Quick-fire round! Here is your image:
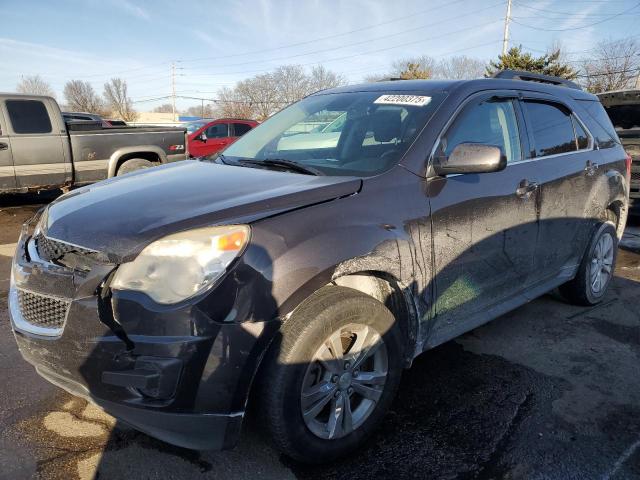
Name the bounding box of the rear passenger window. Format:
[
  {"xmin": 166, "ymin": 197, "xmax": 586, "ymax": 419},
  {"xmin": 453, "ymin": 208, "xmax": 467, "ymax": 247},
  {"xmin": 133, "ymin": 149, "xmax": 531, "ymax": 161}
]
[
  {"xmin": 523, "ymin": 101, "xmax": 576, "ymax": 157},
  {"xmin": 442, "ymin": 98, "xmax": 521, "ymax": 163},
  {"xmin": 207, "ymin": 123, "xmax": 229, "ymax": 138},
  {"xmin": 233, "ymin": 123, "xmax": 252, "ymax": 136},
  {"xmin": 6, "ymin": 100, "xmax": 52, "ymax": 134}
]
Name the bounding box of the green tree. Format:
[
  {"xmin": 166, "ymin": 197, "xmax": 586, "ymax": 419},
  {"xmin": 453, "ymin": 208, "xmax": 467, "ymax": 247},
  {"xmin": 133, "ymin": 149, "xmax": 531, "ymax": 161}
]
[
  {"xmin": 486, "ymin": 46, "xmax": 578, "ymax": 80},
  {"xmin": 399, "ymin": 62, "xmax": 432, "ymax": 80}
]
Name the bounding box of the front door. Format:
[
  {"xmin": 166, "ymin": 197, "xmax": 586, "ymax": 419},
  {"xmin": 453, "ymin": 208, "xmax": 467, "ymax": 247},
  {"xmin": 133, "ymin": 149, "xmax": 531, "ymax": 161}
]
[
  {"xmin": 426, "ymin": 92, "xmax": 540, "ymax": 344},
  {"xmin": 0, "ymin": 108, "xmax": 16, "ymax": 191},
  {"xmin": 4, "ymin": 97, "xmax": 70, "ymax": 189}
]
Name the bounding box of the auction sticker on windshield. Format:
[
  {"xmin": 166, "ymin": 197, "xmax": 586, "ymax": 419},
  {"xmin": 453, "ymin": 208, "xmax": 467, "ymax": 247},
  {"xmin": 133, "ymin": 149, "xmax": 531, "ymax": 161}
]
[{"xmin": 374, "ymin": 95, "xmax": 432, "ymax": 107}]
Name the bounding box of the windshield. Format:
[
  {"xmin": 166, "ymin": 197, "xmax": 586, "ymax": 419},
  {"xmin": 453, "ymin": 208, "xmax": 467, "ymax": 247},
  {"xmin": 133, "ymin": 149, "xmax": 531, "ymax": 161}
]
[
  {"xmin": 186, "ymin": 121, "xmax": 208, "ymax": 134},
  {"xmin": 218, "ymin": 90, "xmax": 446, "ymax": 176}
]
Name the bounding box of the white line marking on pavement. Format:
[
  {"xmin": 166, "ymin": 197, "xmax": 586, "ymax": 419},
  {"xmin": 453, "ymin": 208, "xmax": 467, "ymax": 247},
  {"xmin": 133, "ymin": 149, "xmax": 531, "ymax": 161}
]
[
  {"xmin": 0, "ymin": 243, "xmax": 17, "ymax": 257},
  {"xmin": 602, "ymin": 436, "xmax": 640, "ymax": 480}
]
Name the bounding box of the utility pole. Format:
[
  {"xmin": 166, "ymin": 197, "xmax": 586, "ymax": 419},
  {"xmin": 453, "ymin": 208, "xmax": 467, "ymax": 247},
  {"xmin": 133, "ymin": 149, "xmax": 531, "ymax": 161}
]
[
  {"xmin": 171, "ymin": 62, "xmax": 177, "ymax": 122},
  {"xmin": 502, "ymin": 0, "xmax": 512, "ymax": 57}
]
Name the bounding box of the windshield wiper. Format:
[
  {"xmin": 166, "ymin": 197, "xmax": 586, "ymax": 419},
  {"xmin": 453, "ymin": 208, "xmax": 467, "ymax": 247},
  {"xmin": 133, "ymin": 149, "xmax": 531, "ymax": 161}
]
[{"xmin": 238, "ymin": 158, "xmax": 325, "ymax": 176}]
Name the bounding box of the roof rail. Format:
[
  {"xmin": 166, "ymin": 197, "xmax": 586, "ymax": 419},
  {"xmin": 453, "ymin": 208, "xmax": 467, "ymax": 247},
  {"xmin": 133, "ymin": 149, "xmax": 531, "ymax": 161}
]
[{"xmin": 491, "ymin": 69, "xmax": 582, "ymax": 90}]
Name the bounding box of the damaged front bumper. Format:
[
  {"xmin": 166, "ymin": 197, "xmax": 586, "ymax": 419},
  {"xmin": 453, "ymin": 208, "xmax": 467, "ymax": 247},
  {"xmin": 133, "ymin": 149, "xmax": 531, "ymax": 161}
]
[{"xmin": 9, "ymin": 218, "xmax": 277, "ymax": 450}]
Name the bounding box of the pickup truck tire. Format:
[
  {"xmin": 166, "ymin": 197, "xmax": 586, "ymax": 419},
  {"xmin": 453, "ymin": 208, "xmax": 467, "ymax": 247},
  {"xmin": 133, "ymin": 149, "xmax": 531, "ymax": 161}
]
[
  {"xmin": 116, "ymin": 158, "xmax": 156, "ymax": 176},
  {"xmin": 259, "ymin": 286, "xmax": 404, "ymax": 463},
  {"xmin": 560, "ymin": 222, "xmax": 618, "ymax": 306}
]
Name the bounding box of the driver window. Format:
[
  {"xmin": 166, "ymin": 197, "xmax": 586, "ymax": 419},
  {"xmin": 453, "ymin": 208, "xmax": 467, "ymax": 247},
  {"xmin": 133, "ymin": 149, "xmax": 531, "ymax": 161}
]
[{"xmin": 442, "ymin": 98, "xmax": 521, "ymax": 164}]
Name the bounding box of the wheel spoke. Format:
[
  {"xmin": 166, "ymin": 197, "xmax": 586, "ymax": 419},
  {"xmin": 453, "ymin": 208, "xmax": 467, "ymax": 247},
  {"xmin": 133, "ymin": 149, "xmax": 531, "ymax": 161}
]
[
  {"xmin": 301, "ymin": 381, "xmax": 336, "ymax": 419},
  {"xmin": 590, "ymin": 263, "xmax": 600, "ymax": 283},
  {"xmin": 342, "ymin": 396, "xmax": 353, "ymax": 435},
  {"xmin": 349, "ymin": 329, "xmax": 382, "ymax": 370},
  {"xmin": 316, "ymin": 347, "xmax": 342, "ymax": 374},
  {"xmin": 603, "ymin": 234, "xmax": 613, "ymax": 256},
  {"xmin": 353, "ymin": 371, "xmax": 387, "ymax": 386},
  {"xmin": 327, "ymin": 394, "xmax": 345, "ymax": 439},
  {"xmin": 352, "ymin": 382, "xmax": 383, "ymax": 402},
  {"xmin": 328, "ymin": 331, "xmax": 344, "ymax": 360}
]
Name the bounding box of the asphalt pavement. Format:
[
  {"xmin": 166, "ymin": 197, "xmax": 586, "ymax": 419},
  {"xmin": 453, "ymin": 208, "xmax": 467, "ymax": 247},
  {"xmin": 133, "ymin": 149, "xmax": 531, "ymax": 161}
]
[{"xmin": 1, "ymin": 194, "xmax": 639, "ymax": 480}]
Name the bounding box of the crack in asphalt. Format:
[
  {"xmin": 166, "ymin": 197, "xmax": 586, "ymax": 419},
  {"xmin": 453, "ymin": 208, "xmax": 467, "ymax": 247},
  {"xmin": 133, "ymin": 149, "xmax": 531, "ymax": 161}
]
[{"xmin": 602, "ymin": 436, "xmax": 640, "ymax": 480}]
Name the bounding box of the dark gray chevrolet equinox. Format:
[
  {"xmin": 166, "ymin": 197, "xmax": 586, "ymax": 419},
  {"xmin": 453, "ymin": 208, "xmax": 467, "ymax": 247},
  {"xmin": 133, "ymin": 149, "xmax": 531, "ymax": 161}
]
[{"xmin": 10, "ymin": 71, "xmax": 631, "ymax": 462}]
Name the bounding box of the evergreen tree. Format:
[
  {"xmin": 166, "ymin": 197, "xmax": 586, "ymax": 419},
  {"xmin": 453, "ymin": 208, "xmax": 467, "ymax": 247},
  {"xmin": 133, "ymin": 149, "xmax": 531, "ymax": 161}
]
[{"xmin": 486, "ymin": 46, "xmax": 578, "ymax": 80}]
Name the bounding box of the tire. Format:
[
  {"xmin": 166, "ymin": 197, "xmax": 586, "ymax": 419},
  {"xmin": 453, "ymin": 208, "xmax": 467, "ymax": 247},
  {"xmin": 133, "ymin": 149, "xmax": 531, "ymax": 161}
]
[
  {"xmin": 116, "ymin": 158, "xmax": 156, "ymax": 176},
  {"xmin": 560, "ymin": 222, "xmax": 618, "ymax": 306},
  {"xmin": 260, "ymin": 285, "xmax": 404, "ymax": 463}
]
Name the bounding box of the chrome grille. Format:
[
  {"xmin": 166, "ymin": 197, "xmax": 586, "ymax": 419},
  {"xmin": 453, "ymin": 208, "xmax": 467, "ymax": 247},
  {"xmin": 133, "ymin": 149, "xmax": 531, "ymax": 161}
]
[
  {"xmin": 17, "ymin": 289, "xmax": 70, "ymax": 330},
  {"xmin": 35, "ymin": 234, "xmax": 92, "ymax": 261}
]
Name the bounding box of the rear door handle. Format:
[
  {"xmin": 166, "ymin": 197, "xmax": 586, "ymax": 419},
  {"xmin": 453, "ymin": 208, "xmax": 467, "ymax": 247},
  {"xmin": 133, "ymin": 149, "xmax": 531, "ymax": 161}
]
[
  {"xmin": 516, "ymin": 179, "xmax": 538, "ymax": 198},
  {"xmin": 0, "ymin": 142, "xmax": 8, "ymax": 151},
  {"xmin": 585, "ymin": 160, "xmax": 599, "ymax": 176}
]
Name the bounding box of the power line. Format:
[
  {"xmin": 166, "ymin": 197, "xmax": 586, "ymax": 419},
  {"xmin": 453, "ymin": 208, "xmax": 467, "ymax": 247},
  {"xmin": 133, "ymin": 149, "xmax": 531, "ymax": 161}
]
[
  {"xmin": 178, "ymin": 0, "xmax": 474, "ymax": 65},
  {"xmin": 512, "ymin": 1, "xmax": 635, "ymax": 17},
  {"xmin": 511, "ymin": 2, "xmax": 640, "ymax": 31},
  {"xmin": 181, "ymin": 20, "xmax": 504, "ymax": 79},
  {"xmin": 179, "ymin": 2, "xmax": 505, "ymax": 74},
  {"xmin": 13, "ymin": 0, "xmax": 473, "ymax": 81}
]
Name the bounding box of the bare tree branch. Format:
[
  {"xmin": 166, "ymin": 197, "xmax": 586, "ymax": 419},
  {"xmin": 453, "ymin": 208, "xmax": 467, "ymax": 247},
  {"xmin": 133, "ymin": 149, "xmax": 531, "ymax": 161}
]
[
  {"xmin": 16, "ymin": 75, "xmax": 56, "ymax": 98},
  {"xmin": 63, "ymin": 80, "xmax": 106, "ymax": 114},
  {"xmin": 581, "ymin": 37, "xmax": 640, "ymax": 93},
  {"xmin": 103, "ymin": 78, "xmax": 138, "ymax": 121}
]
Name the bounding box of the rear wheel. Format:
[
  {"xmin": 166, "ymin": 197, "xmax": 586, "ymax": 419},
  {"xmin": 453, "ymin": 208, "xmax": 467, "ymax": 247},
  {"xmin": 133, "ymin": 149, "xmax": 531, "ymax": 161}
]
[
  {"xmin": 260, "ymin": 286, "xmax": 404, "ymax": 463},
  {"xmin": 116, "ymin": 158, "xmax": 155, "ymax": 176},
  {"xmin": 560, "ymin": 222, "xmax": 618, "ymax": 306}
]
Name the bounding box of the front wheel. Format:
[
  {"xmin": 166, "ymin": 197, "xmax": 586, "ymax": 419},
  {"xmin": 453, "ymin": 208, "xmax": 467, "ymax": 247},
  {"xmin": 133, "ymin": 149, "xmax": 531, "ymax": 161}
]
[
  {"xmin": 260, "ymin": 286, "xmax": 404, "ymax": 463},
  {"xmin": 560, "ymin": 222, "xmax": 618, "ymax": 306}
]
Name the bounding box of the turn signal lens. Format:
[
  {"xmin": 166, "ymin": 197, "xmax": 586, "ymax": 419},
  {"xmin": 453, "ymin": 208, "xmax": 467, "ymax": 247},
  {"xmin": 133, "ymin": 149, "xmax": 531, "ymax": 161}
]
[{"xmin": 217, "ymin": 230, "xmax": 248, "ymax": 251}]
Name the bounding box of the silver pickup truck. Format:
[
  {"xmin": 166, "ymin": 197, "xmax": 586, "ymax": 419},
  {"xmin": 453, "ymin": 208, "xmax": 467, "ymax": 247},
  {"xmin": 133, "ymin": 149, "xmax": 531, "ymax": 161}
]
[
  {"xmin": 0, "ymin": 93, "xmax": 187, "ymax": 194},
  {"xmin": 599, "ymin": 90, "xmax": 640, "ymax": 215}
]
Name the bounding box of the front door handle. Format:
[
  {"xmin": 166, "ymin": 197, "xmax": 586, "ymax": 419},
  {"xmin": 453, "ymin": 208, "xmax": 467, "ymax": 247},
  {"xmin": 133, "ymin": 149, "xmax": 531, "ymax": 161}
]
[
  {"xmin": 516, "ymin": 179, "xmax": 538, "ymax": 198},
  {"xmin": 585, "ymin": 160, "xmax": 599, "ymax": 176},
  {"xmin": 0, "ymin": 142, "xmax": 8, "ymax": 151}
]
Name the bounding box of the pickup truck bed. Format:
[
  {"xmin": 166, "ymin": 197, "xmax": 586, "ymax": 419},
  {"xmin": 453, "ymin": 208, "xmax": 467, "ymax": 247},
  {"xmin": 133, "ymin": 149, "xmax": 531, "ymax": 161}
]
[{"xmin": 0, "ymin": 93, "xmax": 187, "ymax": 194}]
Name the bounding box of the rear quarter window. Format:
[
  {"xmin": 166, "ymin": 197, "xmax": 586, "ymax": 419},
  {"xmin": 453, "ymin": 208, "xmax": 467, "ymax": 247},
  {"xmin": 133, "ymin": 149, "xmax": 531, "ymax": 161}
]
[
  {"xmin": 6, "ymin": 99, "xmax": 52, "ymax": 134},
  {"xmin": 576, "ymin": 100, "xmax": 619, "ymax": 149}
]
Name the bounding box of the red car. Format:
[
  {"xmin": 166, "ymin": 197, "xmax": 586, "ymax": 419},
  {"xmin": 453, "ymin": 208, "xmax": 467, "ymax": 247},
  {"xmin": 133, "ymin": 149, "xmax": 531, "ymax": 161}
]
[{"xmin": 187, "ymin": 118, "xmax": 258, "ymax": 157}]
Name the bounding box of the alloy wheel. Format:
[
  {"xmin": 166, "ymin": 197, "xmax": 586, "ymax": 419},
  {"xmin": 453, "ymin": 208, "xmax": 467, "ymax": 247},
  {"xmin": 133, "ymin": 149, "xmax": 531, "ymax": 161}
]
[
  {"xmin": 590, "ymin": 232, "xmax": 614, "ymax": 295},
  {"xmin": 300, "ymin": 323, "xmax": 388, "ymax": 440}
]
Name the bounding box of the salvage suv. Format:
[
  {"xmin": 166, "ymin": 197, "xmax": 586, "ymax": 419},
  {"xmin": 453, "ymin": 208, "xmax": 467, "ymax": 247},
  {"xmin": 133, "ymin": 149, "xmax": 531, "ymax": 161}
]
[{"xmin": 9, "ymin": 70, "xmax": 630, "ymax": 463}]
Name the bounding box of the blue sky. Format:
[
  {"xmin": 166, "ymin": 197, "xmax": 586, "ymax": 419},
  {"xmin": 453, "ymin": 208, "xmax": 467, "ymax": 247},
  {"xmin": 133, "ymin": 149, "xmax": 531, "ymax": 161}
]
[{"xmin": 1, "ymin": 0, "xmax": 638, "ymax": 110}]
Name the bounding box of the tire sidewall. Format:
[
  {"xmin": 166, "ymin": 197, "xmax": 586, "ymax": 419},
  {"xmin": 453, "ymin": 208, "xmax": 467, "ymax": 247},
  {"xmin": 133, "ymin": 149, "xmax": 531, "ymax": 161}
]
[
  {"xmin": 117, "ymin": 158, "xmax": 154, "ymax": 176},
  {"xmin": 269, "ymin": 289, "xmax": 404, "ymax": 462}
]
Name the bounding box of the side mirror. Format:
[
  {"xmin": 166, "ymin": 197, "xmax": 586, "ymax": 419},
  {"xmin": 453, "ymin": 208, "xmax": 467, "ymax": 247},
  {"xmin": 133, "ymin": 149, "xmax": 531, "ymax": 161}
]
[
  {"xmin": 199, "ymin": 133, "xmax": 208, "ymax": 142},
  {"xmin": 433, "ymin": 143, "xmax": 506, "ymax": 176}
]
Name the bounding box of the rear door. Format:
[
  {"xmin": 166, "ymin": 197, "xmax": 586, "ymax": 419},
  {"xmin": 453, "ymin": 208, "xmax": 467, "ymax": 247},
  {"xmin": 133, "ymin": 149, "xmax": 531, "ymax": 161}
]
[
  {"xmin": 231, "ymin": 122, "xmax": 253, "ymax": 140},
  {"xmin": 519, "ymin": 96, "xmax": 598, "ymax": 281},
  {"xmin": 0, "ymin": 107, "xmax": 16, "ymax": 191},
  {"xmin": 428, "ymin": 91, "xmax": 540, "ymax": 340},
  {"xmin": 4, "ymin": 97, "xmax": 70, "ymax": 189}
]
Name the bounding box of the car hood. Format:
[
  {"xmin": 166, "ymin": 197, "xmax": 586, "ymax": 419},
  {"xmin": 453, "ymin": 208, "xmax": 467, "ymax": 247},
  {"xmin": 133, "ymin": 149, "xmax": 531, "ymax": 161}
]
[{"xmin": 43, "ymin": 160, "xmax": 361, "ymax": 262}]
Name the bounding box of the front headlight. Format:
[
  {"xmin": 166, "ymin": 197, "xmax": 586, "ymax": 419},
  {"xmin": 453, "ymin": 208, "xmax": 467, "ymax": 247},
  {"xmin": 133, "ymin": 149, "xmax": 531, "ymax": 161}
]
[{"xmin": 112, "ymin": 225, "xmax": 250, "ymax": 304}]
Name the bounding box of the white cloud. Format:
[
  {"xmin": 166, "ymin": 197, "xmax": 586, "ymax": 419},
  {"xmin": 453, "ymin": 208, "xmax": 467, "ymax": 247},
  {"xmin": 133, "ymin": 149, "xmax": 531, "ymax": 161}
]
[{"xmin": 110, "ymin": 0, "xmax": 150, "ymax": 21}]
